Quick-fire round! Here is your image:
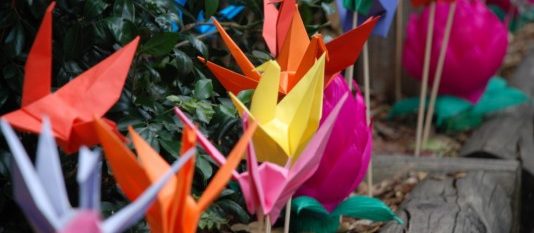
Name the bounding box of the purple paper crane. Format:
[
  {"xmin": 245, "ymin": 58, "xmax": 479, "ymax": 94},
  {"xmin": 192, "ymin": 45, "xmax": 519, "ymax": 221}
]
[
  {"xmin": 296, "ymin": 74, "xmax": 372, "ymax": 211},
  {"xmin": 174, "ymin": 93, "xmax": 346, "ymax": 223},
  {"xmin": 0, "ymin": 119, "xmax": 195, "ymax": 233}
]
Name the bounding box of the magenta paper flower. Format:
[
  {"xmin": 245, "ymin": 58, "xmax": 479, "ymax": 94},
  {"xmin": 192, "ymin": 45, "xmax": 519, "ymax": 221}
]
[
  {"xmin": 403, "ymin": 0, "xmax": 508, "ymax": 103},
  {"xmin": 295, "ymin": 74, "xmax": 372, "ymax": 212}
]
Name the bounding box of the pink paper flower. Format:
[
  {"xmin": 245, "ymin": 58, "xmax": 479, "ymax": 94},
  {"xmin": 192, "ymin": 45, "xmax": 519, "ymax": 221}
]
[
  {"xmin": 296, "ymin": 74, "xmax": 372, "ymax": 212},
  {"xmin": 403, "ymin": 0, "xmax": 508, "ymax": 103}
]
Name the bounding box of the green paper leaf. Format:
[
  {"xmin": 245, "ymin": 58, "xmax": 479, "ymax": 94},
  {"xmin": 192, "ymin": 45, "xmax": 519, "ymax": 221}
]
[
  {"xmin": 472, "ymin": 77, "xmax": 528, "ymax": 115},
  {"xmin": 292, "ymin": 196, "xmax": 330, "ymax": 215},
  {"xmin": 343, "ymin": 0, "xmax": 373, "ymax": 14},
  {"xmin": 442, "ymin": 111, "xmax": 483, "ymax": 132},
  {"xmin": 388, "ymin": 97, "xmax": 420, "ymax": 119},
  {"xmin": 291, "ymin": 197, "xmax": 340, "ymax": 233},
  {"xmin": 434, "ymin": 96, "xmax": 472, "ymax": 127},
  {"xmin": 332, "ymin": 196, "xmax": 403, "ymax": 224}
]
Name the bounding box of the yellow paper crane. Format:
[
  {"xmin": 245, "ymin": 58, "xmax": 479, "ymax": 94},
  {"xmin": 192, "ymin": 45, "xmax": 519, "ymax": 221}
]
[{"xmin": 230, "ymin": 53, "xmax": 326, "ymax": 165}]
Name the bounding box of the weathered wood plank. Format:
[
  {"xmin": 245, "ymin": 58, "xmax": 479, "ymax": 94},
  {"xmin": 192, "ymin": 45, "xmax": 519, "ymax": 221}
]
[
  {"xmin": 460, "ymin": 50, "xmax": 534, "ymax": 176},
  {"xmin": 372, "ymin": 156, "xmax": 520, "ymax": 233}
]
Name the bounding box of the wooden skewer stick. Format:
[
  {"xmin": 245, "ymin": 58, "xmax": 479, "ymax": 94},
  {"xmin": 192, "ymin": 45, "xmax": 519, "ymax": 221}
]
[
  {"xmin": 395, "ymin": 0, "xmax": 404, "ymax": 101},
  {"xmin": 344, "ymin": 12, "xmax": 359, "ymax": 90},
  {"xmin": 414, "ymin": 2, "xmax": 436, "ymax": 157},
  {"xmin": 362, "ymin": 41, "xmax": 373, "ymax": 197},
  {"xmin": 265, "ymin": 216, "xmax": 272, "ymax": 233},
  {"xmin": 283, "ymin": 197, "xmax": 292, "ymax": 233},
  {"xmin": 422, "ymin": 2, "xmax": 457, "ymax": 146}
]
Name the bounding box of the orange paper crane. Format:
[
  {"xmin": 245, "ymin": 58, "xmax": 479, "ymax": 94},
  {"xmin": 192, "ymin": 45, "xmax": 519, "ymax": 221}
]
[
  {"xmin": 0, "ymin": 2, "xmax": 139, "ymax": 153},
  {"xmin": 199, "ymin": 7, "xmax": 379, "ymax": 95},
  {"xmin": 95, "ymin": 118, "xmax": 256, "ymax": 233}
]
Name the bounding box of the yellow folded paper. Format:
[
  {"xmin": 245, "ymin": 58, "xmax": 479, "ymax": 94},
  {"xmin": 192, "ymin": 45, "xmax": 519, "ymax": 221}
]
[{"xmin": 230, "ymin": 53, "xmax": 326, "ymax": 165}]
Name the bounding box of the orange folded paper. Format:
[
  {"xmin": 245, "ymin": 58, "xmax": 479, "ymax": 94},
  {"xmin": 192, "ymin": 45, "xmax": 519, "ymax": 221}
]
[
  {"xmin": 199, "ymin": 8, "xmax": 379, "ymax": 95},
  {"xmin": 0, "ymin": 2, "xmax": 139, "ymax": 153},
  {"xmin": 95, "ymin": 118, "xmax": 256, "ymax": 233}
]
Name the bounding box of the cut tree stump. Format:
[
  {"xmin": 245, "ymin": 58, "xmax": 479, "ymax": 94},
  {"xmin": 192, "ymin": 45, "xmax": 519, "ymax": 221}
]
[
  {"xmin": 460, "ymin": 49, "xmax": 534, "ymax": 233},
  {"xmin": 374, "ymin": 156, "xmax": 520, "ymax": 233}
]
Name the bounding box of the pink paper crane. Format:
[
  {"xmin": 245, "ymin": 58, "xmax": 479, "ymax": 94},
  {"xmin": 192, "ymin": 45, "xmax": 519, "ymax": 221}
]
[{"xmin": 174, "ymin": 94, "xmax": 346, "ymax": 223}]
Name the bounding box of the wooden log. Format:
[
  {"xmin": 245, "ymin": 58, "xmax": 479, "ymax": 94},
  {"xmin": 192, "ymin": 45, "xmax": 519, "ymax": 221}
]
[
  {"xmin": 460, "ymin": 50, "xmax": 534, "ymax": 176},
  {"xmin": 459, "ymin": 50, "xmax": 534, "ymax": 233},
  {"xmin": 372, "ymin": 156, "xmax": 520, "ymax": 233}
]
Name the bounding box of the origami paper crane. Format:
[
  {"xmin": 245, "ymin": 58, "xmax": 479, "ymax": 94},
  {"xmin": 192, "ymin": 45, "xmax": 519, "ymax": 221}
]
[
  {"xmin": 403, "ymin": 0, "xmax": 507, "ymax": 103},
  {"xmin": 95, "ymin": 116, "xmax": 256, "ymax": 233},
  {"xmin": 0, "ymin": 119, "xmax": 195, "ymax": 233},
  {"xmin": 199, "ymin": 7, "xmax": 379, "ymax": 95},
  {"xmin": 295, "ymin": 74, "xmax": 372, "ymax": 212},
  {"xmin": 338, "ymin": 0, "xmax": 399, "ymax": 37},
  {"xmin": 175, "ymin": 93, "xmax": 347, "ymax": 223},
  {"xmin": 0, "ymin": 2, "xmax": 139, "ymax": 153},
  {"xmin": 229, "ymin": 56, "xmax": 325, "ymax": 165}
]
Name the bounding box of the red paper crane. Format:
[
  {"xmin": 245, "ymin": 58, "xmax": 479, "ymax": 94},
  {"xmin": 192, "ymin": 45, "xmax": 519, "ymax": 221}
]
[{"xmin": 0, "ymin": 2, "xmax": 139, "ymax": 153}]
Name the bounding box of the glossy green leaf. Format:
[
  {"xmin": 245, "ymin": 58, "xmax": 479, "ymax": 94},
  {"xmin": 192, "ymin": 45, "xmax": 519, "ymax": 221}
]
[
  {"xmin": 113, "ymin": 0, "xmax": 135, "ymax": 21},
  {"xmin": 204, "ymin": 0, "xmax": 220, "ymax": 18},
  {"xmin": 5, "ymin": 22, "xmax": 25, "ymax": 56},
  {"xmin": 332, "ymin": 196, "xmax": 403, "ymax": 224},
  {"xmin": 141, "ymin": 32, "xmax": 181, "ymax": 56},
  {"xmin": 83, "ymin": 0, "xmax": 109, "ymax": 18},
  {"xmin": 442, "ymin": 111, "xmax": 483, "ymax": 132},
  {"xmin": 172, "ymin": 49, "xmax": 194, "ymax": 75},
  {"xmin": 196, "ymin": 154, "xmax": 213, "ymax": 183},
  {"xmin": 292, "ymin": 196, "xmax": 330, "ymax": 215},
  {"xmin": 194, "ymin": 79, "xmax": 214, "ymax": 100}
]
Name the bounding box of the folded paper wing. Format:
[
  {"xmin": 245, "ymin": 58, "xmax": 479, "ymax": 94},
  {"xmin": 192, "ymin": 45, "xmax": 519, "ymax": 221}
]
[
  {"xmin": 1, "ymin": 119, "xmax": 194, "ymax": 233},
  {"xmin": 229, "ymin": 55, "xmax": 325, "ymax": 165},
  {"xmin": 96, "ymin": 116, "xmax": 256, "ymax": 233},
  {"xmin": 1, "ymin": 2, "xmax": 139, "ymax": 153},
  {"xmin": 201, "ymin": 15, "xmax": 378, "ymax": 95}
]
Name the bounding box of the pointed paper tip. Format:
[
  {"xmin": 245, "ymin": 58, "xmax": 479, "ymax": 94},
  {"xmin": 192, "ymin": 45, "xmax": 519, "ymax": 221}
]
[
  {"xmin": 197, "ymin": 56, "xmax": 207, "ymax": 63},
  {"xmin": 47, "ymin": 2, "xmax": 56, "ymax": 11}
]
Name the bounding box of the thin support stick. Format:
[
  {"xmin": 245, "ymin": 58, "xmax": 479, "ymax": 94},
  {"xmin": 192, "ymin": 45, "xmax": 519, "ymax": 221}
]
[
  {"xmin": 363, "ymin": 41, "xmax": 373, "ymax": 196},
  {"xmin": 422, "ymin": 2, "xmax": 457, "ymax": 146},
  {"xmin": 414, "ymin": 2, "xmax": 436, "ymax": 157},
  {"xmin": 257, "ymin": 211, "xmax": 265, "ymax": 233},
  {"xmin": 265, "ymin": 216, "xmax": 272, "ymax": 233},
  {"xmin": 344, "ymin": 12, "xmax": 359, "ymax": 90},
  {"xmin": 395, "ymin": 0, "xmax": 404, "ymax": 101},
  {"xmin": 283, "ymin": 197, "xmax": 292, "ymax": 233}
]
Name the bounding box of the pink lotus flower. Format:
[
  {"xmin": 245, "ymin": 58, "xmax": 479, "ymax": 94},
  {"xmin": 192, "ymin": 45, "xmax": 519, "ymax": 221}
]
[
  {"xmin": 296, "ymin": 74, "xmax": 372, "ymax": 212},
  {"xmin": 403, "ymin": 0, "xmax": 508, "ymax": 103}
]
